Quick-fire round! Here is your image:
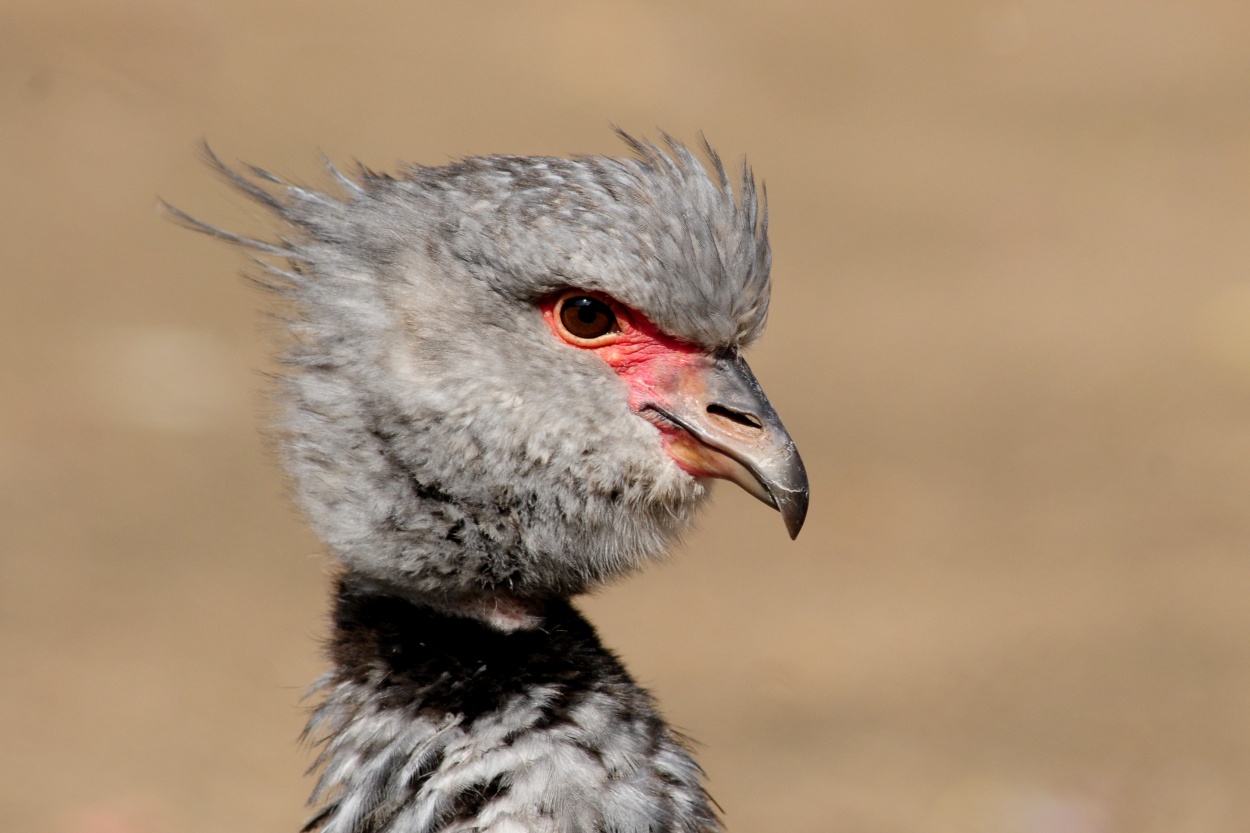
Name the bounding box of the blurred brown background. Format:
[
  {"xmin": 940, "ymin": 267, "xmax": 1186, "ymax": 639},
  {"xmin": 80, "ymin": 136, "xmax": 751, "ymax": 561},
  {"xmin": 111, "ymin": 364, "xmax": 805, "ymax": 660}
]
[{"xmin": 4, "ymin": 2, "xmax": 1250, "ymax": 832}]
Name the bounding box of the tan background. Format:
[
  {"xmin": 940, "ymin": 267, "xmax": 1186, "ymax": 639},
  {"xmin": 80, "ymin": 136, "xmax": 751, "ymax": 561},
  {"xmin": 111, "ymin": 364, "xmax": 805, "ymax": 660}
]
[{"xmin": 4, "ymin": 2, "xmax": 1250, "ymax": 832}]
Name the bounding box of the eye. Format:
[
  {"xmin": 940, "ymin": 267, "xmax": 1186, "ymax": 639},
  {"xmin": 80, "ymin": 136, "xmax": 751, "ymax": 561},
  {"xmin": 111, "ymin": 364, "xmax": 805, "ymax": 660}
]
[{"xmin": 558, "ymin": 295, "xmax": 619, "ymax": 341}]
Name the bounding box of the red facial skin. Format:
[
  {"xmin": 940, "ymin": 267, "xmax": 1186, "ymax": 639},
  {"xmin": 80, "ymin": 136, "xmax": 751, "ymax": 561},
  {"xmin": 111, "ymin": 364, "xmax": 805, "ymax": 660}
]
[{"xmin": 538, "ymin": 292, "xmax": 711, "ymax": 477}]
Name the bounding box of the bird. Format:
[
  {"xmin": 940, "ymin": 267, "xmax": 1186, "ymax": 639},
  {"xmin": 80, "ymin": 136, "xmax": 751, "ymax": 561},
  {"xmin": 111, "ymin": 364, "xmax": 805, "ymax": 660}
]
[{"xmin": 172, "ymin": 132, "xmax": 808, "ymax": 833}]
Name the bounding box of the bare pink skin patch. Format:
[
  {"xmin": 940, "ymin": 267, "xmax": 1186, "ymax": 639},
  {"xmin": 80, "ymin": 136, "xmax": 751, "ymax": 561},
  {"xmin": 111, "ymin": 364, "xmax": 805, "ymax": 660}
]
[{"xmin": 538, "ymin": 294, "xmax": 714, "ymax": 477}]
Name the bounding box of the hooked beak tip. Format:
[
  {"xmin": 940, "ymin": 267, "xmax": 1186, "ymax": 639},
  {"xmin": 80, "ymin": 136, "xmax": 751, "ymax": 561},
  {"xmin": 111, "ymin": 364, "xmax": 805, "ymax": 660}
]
[
  {"xmin": 781, "ymin": 488, "xmax": 808, "ymax": 540},
  {"xmin": 767, "ymin": 455, "xmax": 809, "ymax": 540}
]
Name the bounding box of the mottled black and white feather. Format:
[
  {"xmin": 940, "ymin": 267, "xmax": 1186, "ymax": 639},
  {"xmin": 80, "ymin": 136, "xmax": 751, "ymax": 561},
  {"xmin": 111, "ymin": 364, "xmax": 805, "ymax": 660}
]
[{"xmin": 301, "ymin": 577, "xmax": 717, "ymax": 833}]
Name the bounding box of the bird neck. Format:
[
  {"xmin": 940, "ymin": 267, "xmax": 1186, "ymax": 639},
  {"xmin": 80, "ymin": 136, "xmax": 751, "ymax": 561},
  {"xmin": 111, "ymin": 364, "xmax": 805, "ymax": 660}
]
[
  {"xmin": 303, "ymin": 571, "xmax": 719, "ymax": 833},
  {"xmin": 340, "ymin": 574, "xmax": 549, "ymax": 632}
]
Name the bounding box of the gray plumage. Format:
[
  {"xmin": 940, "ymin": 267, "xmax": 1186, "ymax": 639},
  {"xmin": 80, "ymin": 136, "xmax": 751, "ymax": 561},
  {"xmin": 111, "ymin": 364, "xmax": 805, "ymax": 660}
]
[{"xmin": 174, "ymin": 132, "xmax": 799, "ymax": 833}]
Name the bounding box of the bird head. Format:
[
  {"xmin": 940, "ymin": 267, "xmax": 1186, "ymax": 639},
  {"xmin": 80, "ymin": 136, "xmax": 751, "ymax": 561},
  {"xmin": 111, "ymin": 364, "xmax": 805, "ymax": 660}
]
[{"xmin": 183, "ymin": 134, "xmax": 807, "ymax": 601}]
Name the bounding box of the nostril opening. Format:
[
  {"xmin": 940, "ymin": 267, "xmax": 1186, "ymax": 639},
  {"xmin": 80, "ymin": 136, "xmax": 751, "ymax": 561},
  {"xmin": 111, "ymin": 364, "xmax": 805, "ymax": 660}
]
[{"xmin": 707, "ymin": 403, "xmax": 763, "ymax": 430}]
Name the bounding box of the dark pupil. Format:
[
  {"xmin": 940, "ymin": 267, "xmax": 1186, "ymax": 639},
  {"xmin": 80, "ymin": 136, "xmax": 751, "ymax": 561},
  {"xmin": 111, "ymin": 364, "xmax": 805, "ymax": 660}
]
[{"xmin": 562, "ymin": 297, "xmax": 615, "ymax": 338}]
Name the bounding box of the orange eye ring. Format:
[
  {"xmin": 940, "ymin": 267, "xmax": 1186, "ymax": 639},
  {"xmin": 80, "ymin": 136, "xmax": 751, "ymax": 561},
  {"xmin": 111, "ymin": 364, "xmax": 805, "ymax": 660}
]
[{"xmin": 552, "ymin": 291, "xmax": 626, "ymax": 346}]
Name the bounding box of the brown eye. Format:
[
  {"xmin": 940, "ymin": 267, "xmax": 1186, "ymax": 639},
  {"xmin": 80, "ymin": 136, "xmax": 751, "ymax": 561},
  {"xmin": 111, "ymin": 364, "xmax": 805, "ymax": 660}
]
[{"xmin": 559, "ymin": 295, "xmax": 618, "ymax": 340}]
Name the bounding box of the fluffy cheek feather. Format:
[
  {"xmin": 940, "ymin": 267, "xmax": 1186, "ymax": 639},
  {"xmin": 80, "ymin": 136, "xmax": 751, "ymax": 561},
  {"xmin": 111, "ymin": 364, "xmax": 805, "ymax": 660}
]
[
  {"xmin": 300, "ymin": 314, "xmax": 708, "ymax": 593},
  {"xmin": 280, "ymin": 268, "xmax": 713, "ymax": 595}
]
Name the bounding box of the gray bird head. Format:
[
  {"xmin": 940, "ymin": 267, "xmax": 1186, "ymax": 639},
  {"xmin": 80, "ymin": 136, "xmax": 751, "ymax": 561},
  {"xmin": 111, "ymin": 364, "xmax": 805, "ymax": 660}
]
[{"xmin": 176, "ymin": 133, "xmax": 807, "ymax": 602}]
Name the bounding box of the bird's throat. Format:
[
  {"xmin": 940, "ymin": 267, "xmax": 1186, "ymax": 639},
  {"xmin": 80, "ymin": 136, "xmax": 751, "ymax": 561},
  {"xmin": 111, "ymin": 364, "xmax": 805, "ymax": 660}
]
[{"xmin": 346, "ymin": 574, "xmax": 548, "ymax": 632}]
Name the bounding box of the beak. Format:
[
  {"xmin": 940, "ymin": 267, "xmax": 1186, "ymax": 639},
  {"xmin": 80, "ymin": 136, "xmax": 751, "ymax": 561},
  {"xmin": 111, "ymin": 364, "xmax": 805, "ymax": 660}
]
[{"xmin": 642, "ymin": 350, "xmax": 809, "ymax": 539}]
